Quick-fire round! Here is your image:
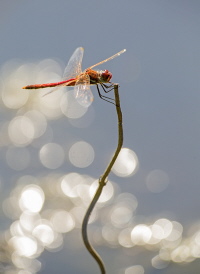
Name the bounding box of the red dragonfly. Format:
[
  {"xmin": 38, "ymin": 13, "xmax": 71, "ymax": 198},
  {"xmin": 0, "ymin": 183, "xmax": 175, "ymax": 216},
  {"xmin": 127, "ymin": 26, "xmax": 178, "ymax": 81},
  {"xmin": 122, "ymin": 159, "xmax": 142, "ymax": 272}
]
[{"xmin": 22, "ymin": 47, "xmax": 126, "ymax": 107}]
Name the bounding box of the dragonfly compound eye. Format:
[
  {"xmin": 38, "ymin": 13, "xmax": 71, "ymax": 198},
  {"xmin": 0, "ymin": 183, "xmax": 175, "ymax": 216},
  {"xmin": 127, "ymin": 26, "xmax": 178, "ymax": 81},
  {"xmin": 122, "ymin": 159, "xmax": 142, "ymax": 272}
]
[{"xmin": 102, "ymin": 70, "xmax": 112, "ymax": 82}]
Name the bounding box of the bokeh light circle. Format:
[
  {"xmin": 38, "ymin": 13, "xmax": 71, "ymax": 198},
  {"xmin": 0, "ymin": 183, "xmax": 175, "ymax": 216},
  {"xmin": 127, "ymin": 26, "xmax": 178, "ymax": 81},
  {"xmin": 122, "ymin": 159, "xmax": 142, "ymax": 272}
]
[
  {"xmin": 51, "ymin": 210, "xmax": 75, "ymax": 233},
  {"xmin": 60, "ymin": 92, "xmax": 88, "ymax": 119},
  {"xmin": 146, "ymin": 169, "xmax": 169, "ymax": 193},
  {"xmin": 112, "ymin": 148, "xmax": 139, "ymax": 177},
  {"xmin": 8, "ymin": 116, "xmax": 34, "ymax": 146},
  {"xmin": 39, "ymin": 142, "xmax": 65, "ymax": 169},
  {"xmin": 24, "ymin": 110, "xmax": 47, "ymax": 139},
  {"xmin": 9, "ymin": 236, "xmax": 38, "ymax": 257},
  {"xmin": 125, "ymin": 265, "xmax": 144, "ymax": 274},
  {"xmin": 1, "ymin": 63, "xmax": 29, "ymax": 109},
  {"xmin": 33, "ymin": 222, "xmax": 55, "ymax": 246},
  {"xmin": 131, "ymin": 225, "xmax": 152, "ymax": 245},
  {"xmin": 19, "ymin": 185, "xmax": 45, "ymax": 213},
  {"xmin": 68, "ymin": 141, "xmax": 94, "ymax": 168}
]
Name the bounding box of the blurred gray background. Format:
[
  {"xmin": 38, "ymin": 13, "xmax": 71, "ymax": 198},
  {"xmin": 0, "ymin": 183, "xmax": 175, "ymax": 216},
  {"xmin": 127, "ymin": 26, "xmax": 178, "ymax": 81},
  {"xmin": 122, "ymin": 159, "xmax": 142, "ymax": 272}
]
[{"xmin": 1, "ymin": 1, "xmax": 200, "ymax": 273}]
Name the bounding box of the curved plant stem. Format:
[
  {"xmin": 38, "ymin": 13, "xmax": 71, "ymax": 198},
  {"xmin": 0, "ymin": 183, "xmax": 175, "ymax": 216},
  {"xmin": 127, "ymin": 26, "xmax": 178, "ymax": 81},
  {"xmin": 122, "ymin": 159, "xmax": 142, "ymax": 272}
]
[{"xmin": 81, "ymin": 84, "xmax": 123, "ymax": 274}]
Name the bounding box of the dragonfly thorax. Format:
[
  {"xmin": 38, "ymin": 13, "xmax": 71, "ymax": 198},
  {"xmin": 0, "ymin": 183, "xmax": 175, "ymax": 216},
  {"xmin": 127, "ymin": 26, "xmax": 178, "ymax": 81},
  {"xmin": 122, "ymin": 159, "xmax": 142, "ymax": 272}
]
[{"xmin": 85, "ymin": 69, "xmax": 112, "ymax": 84}]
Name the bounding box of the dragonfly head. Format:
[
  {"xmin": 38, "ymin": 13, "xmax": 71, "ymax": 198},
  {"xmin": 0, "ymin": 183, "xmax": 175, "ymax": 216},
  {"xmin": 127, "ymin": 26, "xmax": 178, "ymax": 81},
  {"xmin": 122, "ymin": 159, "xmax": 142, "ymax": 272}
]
[{"xmin": 101, "ymin": 70, "xmax": 112, "ymax": 83}]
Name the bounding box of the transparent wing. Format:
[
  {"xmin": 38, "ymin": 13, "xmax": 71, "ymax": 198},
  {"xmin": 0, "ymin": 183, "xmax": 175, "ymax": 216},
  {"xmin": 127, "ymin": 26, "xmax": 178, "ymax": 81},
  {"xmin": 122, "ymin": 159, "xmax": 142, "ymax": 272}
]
[
  {"xmin": 63, "ymin": 47, "xmax": 84, "ymax": 80},
  {"xmin": 89, "ymin": 49, "xmax": 126, "ymax": 70},
  {"xmin": 42, "ymin": 79, "xmax": 75, "ymax": 97},
  {"xmin": 42, "ymin": 48, "xmax": 84, "ymax": 96},
  {"xmin": 74, "ymin": 73, "xmax": 94, "ymax": 107}
]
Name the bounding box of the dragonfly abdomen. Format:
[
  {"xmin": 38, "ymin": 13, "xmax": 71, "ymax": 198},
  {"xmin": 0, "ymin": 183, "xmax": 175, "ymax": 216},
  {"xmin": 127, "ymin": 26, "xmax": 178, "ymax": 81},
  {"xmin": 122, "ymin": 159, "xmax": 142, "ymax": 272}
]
[{"xmin": 22, "ymin": 79, "xmax": 76, "ymax": 89}]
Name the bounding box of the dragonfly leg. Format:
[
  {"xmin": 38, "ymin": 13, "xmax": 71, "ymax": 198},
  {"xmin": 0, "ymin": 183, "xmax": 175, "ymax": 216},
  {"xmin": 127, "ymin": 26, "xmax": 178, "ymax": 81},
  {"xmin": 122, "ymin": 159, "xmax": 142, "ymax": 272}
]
[
  {"xmin": 96, "ymin": 84, "xmax": 116, "ymax": 105},
  {"xmin": 101, "ymin": 83, "xmax": 115, "ymax": 91},
  {"xmin": 101, "ymin": 84, "xmax": 115, "ymax": 95}
]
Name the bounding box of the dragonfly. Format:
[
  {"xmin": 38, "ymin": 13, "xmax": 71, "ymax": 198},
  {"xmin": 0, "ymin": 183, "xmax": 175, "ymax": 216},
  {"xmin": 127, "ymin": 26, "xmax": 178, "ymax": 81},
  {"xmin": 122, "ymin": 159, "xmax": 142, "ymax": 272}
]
[{"xmin": 22, "ymin": 47, "xmax": 126, "ymax": 107}]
